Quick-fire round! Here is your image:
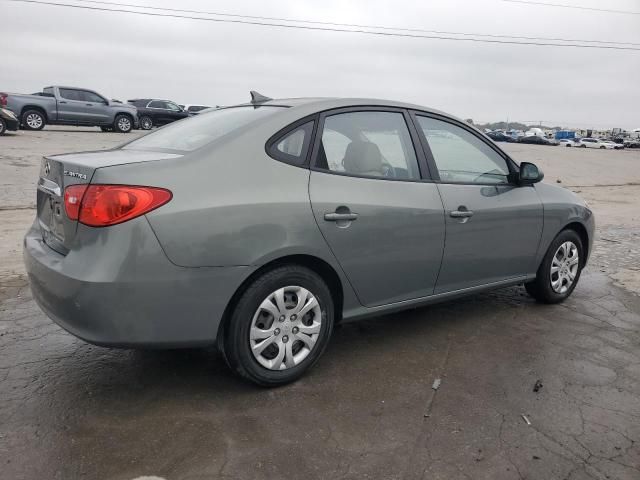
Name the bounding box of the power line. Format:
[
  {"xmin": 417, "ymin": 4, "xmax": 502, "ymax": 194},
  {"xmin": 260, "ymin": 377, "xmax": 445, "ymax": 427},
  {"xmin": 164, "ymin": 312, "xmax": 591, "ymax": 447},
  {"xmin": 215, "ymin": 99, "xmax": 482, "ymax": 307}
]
[
  {"xmin": 5, "ymin": 0, "xmax": 640, "ymax": 51},
  {"xmin": 503, "ymin": 0, "xmax": 640, "ymax": 15},
  {"xmin": 59, "ymin": 0, "xmax": 640, "ymax": 47}
]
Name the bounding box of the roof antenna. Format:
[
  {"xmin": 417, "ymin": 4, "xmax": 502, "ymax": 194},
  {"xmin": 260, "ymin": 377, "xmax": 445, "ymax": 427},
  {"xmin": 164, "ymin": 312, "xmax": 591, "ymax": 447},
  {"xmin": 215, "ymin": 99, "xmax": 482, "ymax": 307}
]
[{"xmin": 250, "ymin": 90, "xmax": 272, "ymax": 104}]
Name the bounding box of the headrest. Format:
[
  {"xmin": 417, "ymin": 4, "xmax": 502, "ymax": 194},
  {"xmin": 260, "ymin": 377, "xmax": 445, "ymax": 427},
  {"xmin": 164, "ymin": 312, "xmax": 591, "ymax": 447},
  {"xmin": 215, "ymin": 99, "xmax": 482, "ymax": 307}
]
[{"xmin": 343, "ymin": 141, "xmax": 383, "ymax": 176}]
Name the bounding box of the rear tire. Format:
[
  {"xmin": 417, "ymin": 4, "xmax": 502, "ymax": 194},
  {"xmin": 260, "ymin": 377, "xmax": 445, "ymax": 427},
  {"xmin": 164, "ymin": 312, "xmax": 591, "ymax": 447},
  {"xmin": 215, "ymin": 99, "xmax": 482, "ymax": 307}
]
[
  {"xmin": 0, "ymin": 118, "xmax": 6, "ymax": 135},
  {"xmin": 22, "ymin": 110, "xmax": 45, "ymax": 130},
  {"xmin": 113, "ymin": 114, "xmax": 133, "ymax": 133},
  {"xmin": 525, "ymin": 229, "xmax": 584, "ymax": 304},
  {"xmin": 224, "ymin": 265, "xmax": 334, "ymax": 387},
  {"xmin": 139, "ymin": 116, "xmax": 153, "ymax": 130}
]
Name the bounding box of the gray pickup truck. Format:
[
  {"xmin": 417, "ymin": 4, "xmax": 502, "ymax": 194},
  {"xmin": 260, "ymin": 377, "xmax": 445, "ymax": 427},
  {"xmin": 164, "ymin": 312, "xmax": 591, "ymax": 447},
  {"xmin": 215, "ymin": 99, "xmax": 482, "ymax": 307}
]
[{"xmin": 1, "ymin": 86, "xmax": 138, "ymax": 133}]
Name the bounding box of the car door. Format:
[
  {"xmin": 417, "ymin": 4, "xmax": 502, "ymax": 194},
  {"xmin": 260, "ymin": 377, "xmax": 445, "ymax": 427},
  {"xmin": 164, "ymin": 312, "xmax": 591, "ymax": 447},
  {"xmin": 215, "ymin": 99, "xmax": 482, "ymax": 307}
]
[
  {"xmin": 147, "ymin": 100, "xmax": 169, "ymax": 125},
  {"xmin": 165, "ymin": 101, "xmax": 189, "ymax": 122},
  {"xmin": 412, "ymin": 113, "xmax": 543, "ymax": 294},
  {"xmin": 308, "ymin": 108, "xmax": 445, "ymax": 307},
  {"xmin": 78, "ymin": 90, "xmax": 110, "ymax": 124},
  {"xmin": 57, "ymin": 88, "xmax": 88, "ymax": 124}
]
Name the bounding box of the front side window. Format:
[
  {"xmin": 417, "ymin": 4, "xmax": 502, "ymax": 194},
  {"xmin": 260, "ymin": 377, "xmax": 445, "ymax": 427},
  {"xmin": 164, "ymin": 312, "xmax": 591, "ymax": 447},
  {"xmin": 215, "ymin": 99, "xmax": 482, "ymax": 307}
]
[
  {"xmin": 315, "ymin": 111, "xmax": 420, "ymax": 180},
  {"xmin": 416, "ymin": 116, "xmax": 510, "ymax": 184},
  {"xmin": 166, "ymin": 102, "xmax": 182, "ymax": 112},
  {"xmin": 148, "ymin": 100, "xmax": 166, "ymax": 109},
  {"xmin": 82, "ymin": 91, "xmax": 105, "ymax": 103},
  {"xmin": 124, "ymin": 106, "xmax": 284, "ymax": 152}
]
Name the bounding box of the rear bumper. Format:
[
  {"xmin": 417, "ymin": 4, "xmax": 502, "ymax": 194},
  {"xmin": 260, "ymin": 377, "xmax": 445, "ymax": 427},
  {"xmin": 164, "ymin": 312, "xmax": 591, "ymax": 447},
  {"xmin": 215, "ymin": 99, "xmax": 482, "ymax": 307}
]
[
  {"xmin": 1, "ymin": 115, "xmax": 19, "ymax": 131},
  {"xmin": 23, "ymin": 218, "xmax": 252, "ymax": 348}
]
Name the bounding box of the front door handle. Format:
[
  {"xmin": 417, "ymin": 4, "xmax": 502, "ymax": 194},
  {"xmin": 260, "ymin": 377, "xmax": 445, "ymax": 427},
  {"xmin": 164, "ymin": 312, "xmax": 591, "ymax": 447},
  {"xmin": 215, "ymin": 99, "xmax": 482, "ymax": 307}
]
[{"xmin": 324, "ymin": 212, "xmax": 359, "ymax": 222}]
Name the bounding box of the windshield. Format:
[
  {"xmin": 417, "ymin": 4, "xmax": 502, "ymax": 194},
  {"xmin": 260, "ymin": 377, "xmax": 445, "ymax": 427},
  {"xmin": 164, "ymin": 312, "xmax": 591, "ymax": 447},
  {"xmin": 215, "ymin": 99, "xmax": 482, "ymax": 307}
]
[{"xmin": 124, "ymin": 106, "xmax": 285, "ymax": 152}]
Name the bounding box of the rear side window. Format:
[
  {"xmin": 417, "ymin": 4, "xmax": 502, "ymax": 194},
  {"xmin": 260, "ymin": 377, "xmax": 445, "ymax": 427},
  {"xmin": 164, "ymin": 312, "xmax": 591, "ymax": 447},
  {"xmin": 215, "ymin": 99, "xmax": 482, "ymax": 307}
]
[
  {"xmin": 59, "ymin": 88, "xmax": 82, "ymax": 101},
  {"xmin": 315, "ymin": 111, "xmax": 421, "ymax": 180},
  {"xmin": 124, "ymin": 106, "xmax": 284, "ymax": 152},
  {"xmin": 268, "ymin": 121, "xmax": 314, "ymax": 165}
]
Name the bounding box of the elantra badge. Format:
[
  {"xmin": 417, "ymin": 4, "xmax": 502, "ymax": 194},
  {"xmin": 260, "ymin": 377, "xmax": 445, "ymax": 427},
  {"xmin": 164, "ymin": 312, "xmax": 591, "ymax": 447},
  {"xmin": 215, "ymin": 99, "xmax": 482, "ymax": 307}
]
[{"xmin": 64, "ymin": 170, "xmax": 87, "ymax": 180}]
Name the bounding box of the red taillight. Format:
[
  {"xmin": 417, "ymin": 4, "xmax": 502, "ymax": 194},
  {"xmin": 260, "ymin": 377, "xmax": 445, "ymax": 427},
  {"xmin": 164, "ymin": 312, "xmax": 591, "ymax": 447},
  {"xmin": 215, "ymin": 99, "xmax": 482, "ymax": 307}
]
[
  {"xmin": 64, "ymin": 184, "xmax": 172, "ymax": 227},
  {"xmin": 64, "ymin": 184, "xmax": 89, "ymax": 220},
  {"xmin": 0, "ymin": 93, "xmax": 7, "ymax": 107}
]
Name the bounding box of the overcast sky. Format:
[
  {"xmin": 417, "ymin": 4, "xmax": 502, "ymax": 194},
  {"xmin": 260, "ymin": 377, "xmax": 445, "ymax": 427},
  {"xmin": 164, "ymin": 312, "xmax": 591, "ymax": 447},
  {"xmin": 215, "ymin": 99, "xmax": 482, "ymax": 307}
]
[{"xmin": 2, "ymin": 0, "xmax": 639, "ymax": 129}]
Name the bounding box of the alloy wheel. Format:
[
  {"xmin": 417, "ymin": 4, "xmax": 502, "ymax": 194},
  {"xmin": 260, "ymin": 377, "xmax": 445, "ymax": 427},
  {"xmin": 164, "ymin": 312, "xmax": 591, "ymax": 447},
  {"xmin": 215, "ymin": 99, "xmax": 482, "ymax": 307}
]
[
  {"xmin": 26, "ymin": 113, "xmax": 43, "ymax": 129},
  {"xmin": 118, "ymin": 117, "xmax": 131, "ymax": 132},
  {"xmin": 550, "ymin": 241, "xmax": 579, "ymax": 294},
  {"xmin": 249, "ymin": 286, "xmax": 322, "ymax": 370}
]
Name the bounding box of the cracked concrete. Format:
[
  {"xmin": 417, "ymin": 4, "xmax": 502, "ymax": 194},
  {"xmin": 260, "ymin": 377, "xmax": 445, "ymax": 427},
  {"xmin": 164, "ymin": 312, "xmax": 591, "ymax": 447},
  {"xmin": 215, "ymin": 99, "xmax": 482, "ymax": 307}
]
[{"xmin": 1, "ymin": 130, "xmax": 640, "ymax": 479}]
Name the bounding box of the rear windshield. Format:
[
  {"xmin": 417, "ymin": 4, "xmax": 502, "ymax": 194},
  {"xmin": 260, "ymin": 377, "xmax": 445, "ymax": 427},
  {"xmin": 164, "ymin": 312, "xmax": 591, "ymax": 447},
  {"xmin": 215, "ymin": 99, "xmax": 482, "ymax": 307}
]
[{"xmin": 124, "ymin": 106, "xmax": 284, "ymax": 152}]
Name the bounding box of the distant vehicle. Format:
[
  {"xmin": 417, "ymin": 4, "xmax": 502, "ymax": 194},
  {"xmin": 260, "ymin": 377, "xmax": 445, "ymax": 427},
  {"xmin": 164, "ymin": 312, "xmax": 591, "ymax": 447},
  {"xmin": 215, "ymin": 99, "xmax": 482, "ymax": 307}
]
[
  {"xmin": 486, "ymin": 131, "xmax": 515, "ymax": 142},
  {"xmin": 601, "ymin": 140, "xmax": 624, "ymax": 150},
  {"xmin": 1, "ymin": 86, "xmax": 138, "ymax": 132},
  {"xmin": 558, "ymin": 139, "xmax": 575, "ymax": 147},
  {"xmin": 623, "ymin": 139, "xmax": 640, "ymax": 149},
  {"xmin": 575, "ymin": 138, "xmax": 615, "ymax": 149},
  {"xmin": 0, "ymin": 107, "xmax": 19, "ymax": 135},
  {"xmin": 181, "ymin": 104, "xmax": 212, "ymax": 115},
  {"xmin": 518, "ymin": 135, "xmax": 558, "ymax": 146},
  {"xmin": 128, "ymin": 99, "xmax": 189, "ymax": 130},
  {"xmin": 525, "ymin": 127, "xmax": 545, "ymax": 138}
]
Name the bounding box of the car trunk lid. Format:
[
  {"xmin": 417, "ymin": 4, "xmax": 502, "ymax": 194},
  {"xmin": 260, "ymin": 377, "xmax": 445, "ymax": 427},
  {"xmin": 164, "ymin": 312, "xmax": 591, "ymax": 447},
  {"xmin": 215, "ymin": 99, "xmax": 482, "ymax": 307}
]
[{"xmin": 36, "ymin": 149, "xmax": 182, "ymax": 254}]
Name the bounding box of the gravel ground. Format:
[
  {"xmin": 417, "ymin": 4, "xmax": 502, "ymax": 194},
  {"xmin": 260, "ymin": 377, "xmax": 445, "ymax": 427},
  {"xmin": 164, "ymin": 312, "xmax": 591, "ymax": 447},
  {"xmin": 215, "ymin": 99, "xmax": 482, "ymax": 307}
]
[{"xmin": 1, "ymin": 128, "xmax": 639, "ymax": 480}]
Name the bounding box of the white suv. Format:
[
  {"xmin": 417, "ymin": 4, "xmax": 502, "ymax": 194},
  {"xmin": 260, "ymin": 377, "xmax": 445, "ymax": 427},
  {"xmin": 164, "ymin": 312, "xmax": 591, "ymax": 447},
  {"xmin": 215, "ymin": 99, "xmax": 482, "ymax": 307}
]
[{"xmin": 576, "ymin": 138, "xmax": 614, "ymax": 149}]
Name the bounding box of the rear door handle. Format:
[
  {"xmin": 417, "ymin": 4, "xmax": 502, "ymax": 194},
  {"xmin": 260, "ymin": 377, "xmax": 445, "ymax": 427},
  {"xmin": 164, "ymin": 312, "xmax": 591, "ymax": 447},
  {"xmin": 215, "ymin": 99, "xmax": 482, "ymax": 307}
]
[
  {"xmin": 450, "ymin": 209, "xmax": 474, "ymax": 218},
  {"xmin": 324, "ymin": 212, "xmax": 359, "ymax": 222}
]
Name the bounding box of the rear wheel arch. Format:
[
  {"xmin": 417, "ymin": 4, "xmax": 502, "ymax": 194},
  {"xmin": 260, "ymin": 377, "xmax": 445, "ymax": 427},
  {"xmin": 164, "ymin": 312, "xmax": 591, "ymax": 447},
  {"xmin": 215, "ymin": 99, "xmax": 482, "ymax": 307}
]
[
  {"xmin": 216, "ymin": 254, "xmax": 344, "ymax": 351},
  {"xmin": 20, "ymin": 105, "xmax": 48, "ymax": 123}
]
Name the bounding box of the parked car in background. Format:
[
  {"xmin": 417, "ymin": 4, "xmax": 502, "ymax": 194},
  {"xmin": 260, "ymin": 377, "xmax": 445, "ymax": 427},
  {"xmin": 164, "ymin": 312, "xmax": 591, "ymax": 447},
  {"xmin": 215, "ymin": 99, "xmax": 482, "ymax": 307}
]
[
  {"xmin": 128, "ymin": 99, "xmax": 189, "ymax": 130},
  {"xmin": 558, "ymin": 139, "xmax": 575, "ymax": 147},
  {"xmin": 24, "ymin": 93, "xmax": 594, "ymax": 386},
  {"xmin": 518, "ymin": 135, "xmax": 558, "ymax": 146},
  {"xmin": 486, "ymin": 131, "xmax": 515, "ymax": 142},
  {"xmin": 623, "ymin": 139, "xmax": 640, "ymax": 148},
  {"xmin": 0, "ymin": 107, "xmax": 20, "ymax": 135},
  {"xmin": 181, "ymin": 104, "xmax": 212, "ymax": 115},
  {"xmin": 601, "ymin": 140, "xmax": 624, "ymax": 150},
  {"xmin": 575, "ymin": 138, "xmax": 614, "ymax": 149},
  {"xmin": 1, "ymin": 86, "xmax": 138, "ymax": 132}
]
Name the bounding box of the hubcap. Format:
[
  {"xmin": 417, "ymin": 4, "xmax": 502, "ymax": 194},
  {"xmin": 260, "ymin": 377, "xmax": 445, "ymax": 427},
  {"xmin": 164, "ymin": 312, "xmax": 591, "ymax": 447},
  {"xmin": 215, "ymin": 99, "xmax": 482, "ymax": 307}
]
[
  {"xmin": 26, "ymin": 113, "xmax": 42, "ymax": 129},
  {"xmin": 550, "ymin": 241, "xmax": 579, "ymax": 294},
  {"xmin": 118, "ymin": 117, "xmax": 131, "ymax": 131},
  {"xmin": 249, "ymin": 286, "xmax": 322, "ymax": 371},
  {"xmin": 142, "ymin": 118, "xmax": 151, "ymax": 129}
]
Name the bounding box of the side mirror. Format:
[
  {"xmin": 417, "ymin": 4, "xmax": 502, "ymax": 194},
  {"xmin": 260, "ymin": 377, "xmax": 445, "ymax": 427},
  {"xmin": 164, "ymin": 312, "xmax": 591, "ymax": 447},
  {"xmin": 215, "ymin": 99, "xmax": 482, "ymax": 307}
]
[{"xmin": 519, "ymin": 162, "xmax": 544, "ymax": 185}]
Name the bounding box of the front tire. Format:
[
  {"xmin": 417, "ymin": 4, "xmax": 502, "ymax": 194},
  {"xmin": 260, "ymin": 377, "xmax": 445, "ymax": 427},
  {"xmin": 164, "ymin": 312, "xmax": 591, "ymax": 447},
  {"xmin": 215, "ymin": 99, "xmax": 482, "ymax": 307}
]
[
  {"xmin": 139, "ymin": 116, "xmax": 153, "ymax": 130},
  {"xmin": 113, "ymin": 114, "xmax": 133, "ymax": 133},
  {"xmin": 525, "ymin": 229, "xmax": 583, "ymax": 304},
  {"xmin": 224, "ymin": 265, "xmax": 334, "ymax": 386},
  {"xmin": 22, "ymin": 110, "xmax": 45, "ymax": 130}
]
